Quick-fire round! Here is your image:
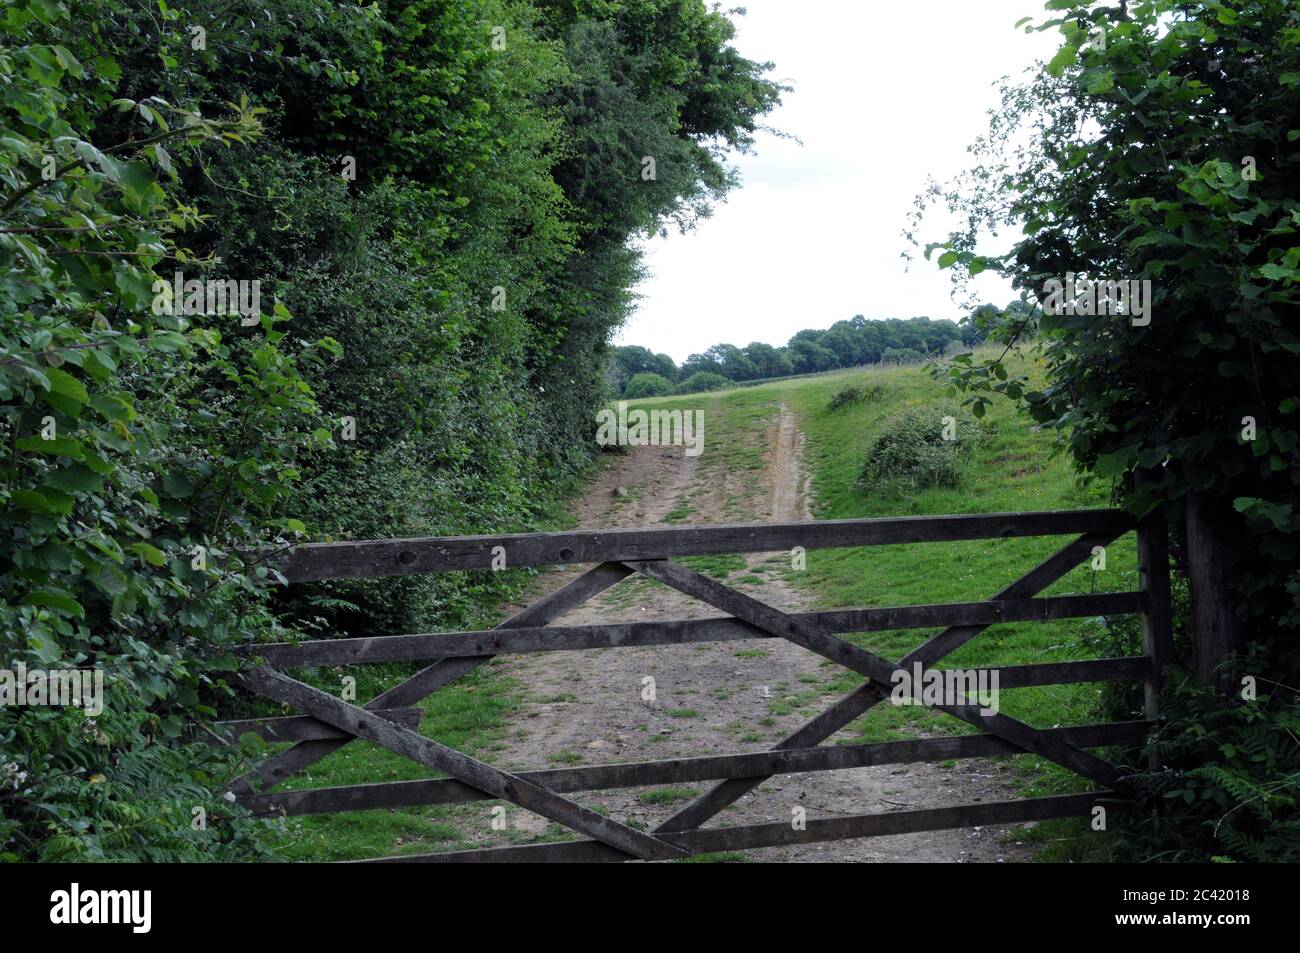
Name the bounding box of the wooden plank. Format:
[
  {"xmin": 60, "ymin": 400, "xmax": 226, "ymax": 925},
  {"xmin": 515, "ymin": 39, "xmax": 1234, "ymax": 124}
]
[
  {"xmin": 204, "ymin": 708, "xmax": 421, "ymax": 744},
  {"xmin": 238, "ymin": 592, "xmax": 1146, "ymax": 667},
  {"xmin": 991, "ymin": 656, "xmax": 1150, "ymax": 688},
  {"xmin": 226, "ymin": 563, "xmax": 632, "ymax": 795},
  {"xmin": 273, "ymin": 509, "xmax": 1135, "ymax": 582},
  {"xmin": 349, "ymin": 792, "xmax": 1125, "ymax": 863},
  {"xmin": 629, "ymin": 557, "xmax": 1133, "ymax": 794},
  {"xmin": 656, "ymin": 530, "xmax": 1121, "ymax": 833},
  {"xmin": 241, "ymin": 666, "xmax": 685, "ymax": 861},
  {"xmin": 237, "ymin": 721, "xmax": 1151, "ymax": 817}
]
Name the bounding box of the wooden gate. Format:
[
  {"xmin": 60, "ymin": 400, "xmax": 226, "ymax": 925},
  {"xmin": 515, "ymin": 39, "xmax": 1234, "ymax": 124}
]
[{"xmin": 214, "ymin": 508, "xmax": 1172, "ymax": 862}]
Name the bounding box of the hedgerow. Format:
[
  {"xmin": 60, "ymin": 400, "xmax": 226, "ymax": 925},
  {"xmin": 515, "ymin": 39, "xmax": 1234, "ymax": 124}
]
[{"xmin": 1, "ymin": 0, "xmax": 782, "ymax": 860}]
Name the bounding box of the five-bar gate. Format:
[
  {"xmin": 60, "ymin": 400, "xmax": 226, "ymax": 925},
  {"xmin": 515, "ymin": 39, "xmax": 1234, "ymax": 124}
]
[{"xmin": 214, "ymin": 508, "xmax": 1172, "ymax": 862}]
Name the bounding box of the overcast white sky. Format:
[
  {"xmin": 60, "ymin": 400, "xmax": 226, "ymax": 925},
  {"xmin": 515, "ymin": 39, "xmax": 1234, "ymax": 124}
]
[{"xmin": 615, "ymin": 0, "xmax": 1061, "ymax": 362}]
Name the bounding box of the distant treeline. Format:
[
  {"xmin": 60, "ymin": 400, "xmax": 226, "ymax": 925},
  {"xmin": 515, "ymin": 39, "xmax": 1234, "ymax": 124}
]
[{"xmin": 611, "ymin": 303, "xmax": 1035, "ymax": 396}]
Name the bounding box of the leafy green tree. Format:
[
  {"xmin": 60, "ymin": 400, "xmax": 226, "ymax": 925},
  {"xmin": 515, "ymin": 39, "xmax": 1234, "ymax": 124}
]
[
  {"xmin": 915, "ymin": 0, "xmax": 1300, "ymax": 861},
  {"xmin": 623, "ymin": 372, "xmax": 674, "ymax": 398},
  {"xmin": 680, "ymin": 351, "xmax": 725, "ymax": 377},
  {"xmin": 706, "ymin": 343, "xmax": 758, "ymax": 380},
  {"xmin": 920, "ymin": 0, "xmax": 1300, "ymax": 637},
  {"xmin": 675, "ymin": 371, "xmax": 731, "ymax": 394},
  {"xmin": 610, "ymin": 345, "xmax": 678, "ymax": 391},
  {"xmin": 821, "ymin": 323, "xmax": 866, "ymax": 367},
  {"xmin": 787, "ymin": 334, "xmax": 837, "ymax": 373},
  {"xmin": 742, "ymin": 341, "xmax": 794, "ymax": 379},
  {"xmin": 0, "ymin": 0, "xmax": 785, "ymax": 860}
]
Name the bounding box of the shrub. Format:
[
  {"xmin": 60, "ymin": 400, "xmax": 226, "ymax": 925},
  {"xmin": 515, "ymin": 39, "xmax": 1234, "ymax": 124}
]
[
  {"xmin": 828, "ymin": 381, "xmax": 884, "ymax": 412},
  {"xmin": 0, "ymin": 1, "xmax": 331, "ymax": 860},
  {"xmin": 624, "ymin": 372, "xmax": 674, "ymax": 399},
  {"xmin": 857, "ymin": 404, "xmax": 977, "ymax": 493},
  {"xmin": 675, "ymin": 372, "xmax": 731, "ymax": 395}
]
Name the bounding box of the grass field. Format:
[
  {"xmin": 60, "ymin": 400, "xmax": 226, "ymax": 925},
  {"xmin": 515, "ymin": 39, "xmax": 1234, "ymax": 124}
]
[{"xmin": 262, "ymin": 349, "xmax": 1144, "ymax": 861}]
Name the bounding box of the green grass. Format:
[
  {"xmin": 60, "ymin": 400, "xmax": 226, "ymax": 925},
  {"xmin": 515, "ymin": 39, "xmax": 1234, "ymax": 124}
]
[{"xmin": 262, "ymin": 658, "xmax": 526, "ymax": 861}]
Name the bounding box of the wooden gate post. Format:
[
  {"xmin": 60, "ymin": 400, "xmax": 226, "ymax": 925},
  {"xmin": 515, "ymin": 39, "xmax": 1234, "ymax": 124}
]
[
  {"xmin": 1136, "ymin": 510, "xmax": 1173, "ymax": 718},
  {"xmin": 1185, "ymin": 492, "xmax": 1242, "ymax": 692}
]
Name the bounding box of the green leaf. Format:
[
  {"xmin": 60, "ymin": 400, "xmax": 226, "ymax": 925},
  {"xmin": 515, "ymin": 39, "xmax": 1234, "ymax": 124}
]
[
  {"xmin": 22, "ymin": 590, "xmax": 85, "ymax": 619},
  {"xmin": 15, "ymin": 435, "xmax": 84, "ymax": 459},
  {"xmin": 1047, "ymin": 45, "xmax": 1078, "ymax": 78},
  {"xmin": 1084, "ymin": 69, "xmax": 1115, "ymax": 95},
  {"xmin": 51, "ymin": 45, "xmax": 83, "ymax": 75},
  {"xmin": 80, "ymin": 450, "xmax": 116, "ymax": 476},
  {"xmin": 129, "ymin": 542, "xmax": 167, "ymax": 567},
  {"xmin": 40, "ymin": 367, "xmax": 89, "ymax": 415},
  {"xmin": 46, "ymin": 464, "xmax": 105, "ymax": 494},
  {"xmin": 10, "ymin": 487, "xmax": 73, "ymax": 515},
  {"xmin": 89, "ymin": 562, "xmax": 129, "ymax": 596},
  {"xmin": 89, "ymin": 393, "xmax": 133, "ymax": 422},
  {"xmin": 161, "ymin": 471, "xmax": 194, "ymax": 499},
  {"xmin": 1093, "ymin": 451, "xmax": 1130, "ymax": 478},
  {"xmin": 11, "ymin": 489, "xmax": 56, "ymax": 514},
  {"xmin": 93, "ymin": 55, "xmax": 122, "ymax": 82}
]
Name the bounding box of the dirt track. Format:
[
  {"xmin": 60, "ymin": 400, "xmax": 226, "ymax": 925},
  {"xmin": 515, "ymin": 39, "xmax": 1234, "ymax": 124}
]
[{"xmin": 490, "ymin": 405, "xmax": 1038, "ymax": 862}]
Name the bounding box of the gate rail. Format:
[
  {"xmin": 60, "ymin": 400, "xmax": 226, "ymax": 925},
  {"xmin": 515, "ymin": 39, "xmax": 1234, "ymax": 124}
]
[{"xmin": 215, "ymin": 507, "xmax": 1172, "ymax": 863}]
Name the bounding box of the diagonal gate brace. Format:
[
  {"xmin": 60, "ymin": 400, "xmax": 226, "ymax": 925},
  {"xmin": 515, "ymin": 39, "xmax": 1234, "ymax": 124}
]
[
  {"xmin": 626, "ymin": 554, "xmax": 1133, "ymax": 796},
  {"xmin": 241, "ymin": 666, "xmax": 685, "ymax": 861},
  {"xmin": 229, "ymin": 562, "xmax": 633, "ymax": 796},
  {"xmin": 654, "ymin": 531, "xmax": 1120, "ymax": 832}
]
